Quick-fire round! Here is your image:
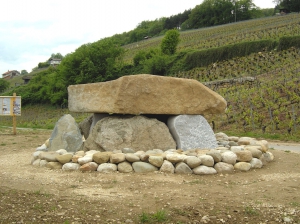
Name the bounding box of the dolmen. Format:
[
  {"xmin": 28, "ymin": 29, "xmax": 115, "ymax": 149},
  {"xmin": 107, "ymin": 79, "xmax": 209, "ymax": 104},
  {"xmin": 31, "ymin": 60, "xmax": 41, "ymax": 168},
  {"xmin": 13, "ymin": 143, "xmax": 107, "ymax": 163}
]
[
  {"xmin": 34, "ymin": 75, "xmax": 276, "ymax": 175},
  {"xmin": 65, "ymin": 74, "xmax": 227, "ymax": 152}
]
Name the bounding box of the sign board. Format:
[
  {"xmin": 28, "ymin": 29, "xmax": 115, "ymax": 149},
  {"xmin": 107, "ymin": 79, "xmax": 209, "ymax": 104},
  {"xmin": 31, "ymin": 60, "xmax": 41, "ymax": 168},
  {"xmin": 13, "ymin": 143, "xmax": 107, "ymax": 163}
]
[{"xmin": 0, "ymin": 96, "xmax": 21, "ymax": 116}]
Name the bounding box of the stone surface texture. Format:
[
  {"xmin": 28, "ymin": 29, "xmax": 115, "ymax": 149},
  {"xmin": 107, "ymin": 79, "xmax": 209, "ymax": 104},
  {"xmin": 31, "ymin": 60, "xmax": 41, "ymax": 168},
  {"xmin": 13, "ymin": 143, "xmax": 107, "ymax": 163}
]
[
  {"xmin": 168, "ymin": 115, "xmax": 218, "ymax": 150},
  {"xmin": 78, "ymin": 115, "xmax": 93, "ymax": 139},
  {"xmin": 68, "ymin": 74, "xmax": 227, "ymax": 115},
  {"xmin": 48, "ymin": 114, "xmax": 83, "ymax": 152},
  {"xmin": 84, "ymin": 115, "xmax": 176, "ymax": 152}
]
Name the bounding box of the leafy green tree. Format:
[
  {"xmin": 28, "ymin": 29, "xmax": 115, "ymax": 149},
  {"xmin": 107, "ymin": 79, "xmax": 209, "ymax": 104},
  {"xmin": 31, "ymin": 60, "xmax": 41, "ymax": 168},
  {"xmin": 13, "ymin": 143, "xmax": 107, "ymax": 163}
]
[
  {"xmin": 250, "ymin": 8, "xmax": 275, "ymax": 18},
  {"xmin": 0, "ymin": 79, "xmax": 10, "ymax": 92},
  {"xmin": 273, "ymin": 0, "xmax": 300, "ymax": 12},
  {"xmin": 148, "ymin": 18, "xmax": 165, "ymax": 37},
  {"xmin": 50, "ymin": 53, "xmax": 64, "ymax": 59},
  {"xmin": 20, "ymin": 70, "xmax": 28, "ymax": 75},
  {"xmin": 31, "ymin": 66, "xmax": 38, "ymax": 72},
  {"xmin": 164, "ymin": 9, "xmax": 191, "ymax": 30},
  {"xmin": 38, "ymin": 62, "xmax": 50, "ymax": 68},
  {"xmin": 182, "ymin": 0, "xmax": 234, "ymax": 29},
  {"xmin": 161, "ymin": 29, "xmax": 180, "ymax": 55},
  {"xmin": 133, "ymin": 50, "xmax": 147, "ymax": 66},
  {"xmin": 59, "ymin": 37, "xmax": 124, "ymax": 86},
  {"xmin": 235, "ymin": 0, "xmax": 255, "ymax": 21},
  {"xmin": 283, "ymin": 0, "xmax": 299, "ymax": 12},
  {"xmin": 182, "ymin": 0, "xmax": 257, "ymax": 28},
  {"xmin": 144, "ymin": 54, "xmax": 169, "ymax": 75}
]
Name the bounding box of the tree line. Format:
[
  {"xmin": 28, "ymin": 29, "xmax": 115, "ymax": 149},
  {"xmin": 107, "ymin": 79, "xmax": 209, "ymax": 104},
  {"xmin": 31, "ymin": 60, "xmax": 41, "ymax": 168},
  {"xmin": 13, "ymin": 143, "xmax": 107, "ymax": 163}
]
[
  {"xmin": 273, "ymin": 0, "xmax": 300, "ymax": 13},
  {"xmin": 111, "ymin": 0, "xmax": 275, "ymax": 45}
]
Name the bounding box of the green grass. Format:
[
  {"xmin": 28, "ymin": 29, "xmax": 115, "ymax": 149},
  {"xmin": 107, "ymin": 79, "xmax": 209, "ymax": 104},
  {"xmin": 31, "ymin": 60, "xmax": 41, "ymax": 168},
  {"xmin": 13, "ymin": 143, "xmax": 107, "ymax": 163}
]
[
  {"xmin": 33, "ymin": 204, "xmax": 44, "ymax": 211},
  {"xmin": 244, "ymin": 206, "xmax": 259, "ymax": 216},
  {"xmin": 290, "ymin": 201, "xmax": 300, "ymax": 207},
  {"xmin": 140, "ymin": 212, "xmax": 151, "ymax": 223},
  {"xmin": 186, "ymin": 179, "xmax": 203, "ymax": 185},
  {"xmin": 221, "ymin": 130, "xmax": 300, "ymax": 142},
  {"xmin": 139, "ymin": 210, "xmax": 168, "ymax": 223},
  {"xmin": 0, "ymin": 104, "xmax": 90, "ymax": 130},
  {"xmin": 32, "ymin": 189, "xmax": 51, "ymax": 198},
  {"xmin": 33, "ymin": 189, "xmax": 42, "ymax": 195}
]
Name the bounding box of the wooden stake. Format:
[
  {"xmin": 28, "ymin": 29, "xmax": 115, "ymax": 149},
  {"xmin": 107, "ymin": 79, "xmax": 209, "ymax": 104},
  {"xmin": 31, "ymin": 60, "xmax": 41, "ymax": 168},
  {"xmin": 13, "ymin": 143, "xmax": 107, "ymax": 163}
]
[{"xmin": 12, "ymin": 93, "xmax": 16, "ymax": 135}]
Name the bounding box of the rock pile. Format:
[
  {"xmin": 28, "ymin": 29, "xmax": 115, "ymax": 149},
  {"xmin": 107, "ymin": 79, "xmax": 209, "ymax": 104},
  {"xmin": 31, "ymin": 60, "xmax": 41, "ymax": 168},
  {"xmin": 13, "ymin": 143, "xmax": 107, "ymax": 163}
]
[{"xmin": 31, "ymin": 132, "xmax": 274, "ymax": 175}]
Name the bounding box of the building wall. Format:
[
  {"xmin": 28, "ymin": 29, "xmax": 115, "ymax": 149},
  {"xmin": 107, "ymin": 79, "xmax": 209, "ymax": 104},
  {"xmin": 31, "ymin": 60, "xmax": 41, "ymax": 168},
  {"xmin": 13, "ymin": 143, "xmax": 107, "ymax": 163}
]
[{"xmin": 2, "ymin": 71, "xmax": 21, "ymax": 79}]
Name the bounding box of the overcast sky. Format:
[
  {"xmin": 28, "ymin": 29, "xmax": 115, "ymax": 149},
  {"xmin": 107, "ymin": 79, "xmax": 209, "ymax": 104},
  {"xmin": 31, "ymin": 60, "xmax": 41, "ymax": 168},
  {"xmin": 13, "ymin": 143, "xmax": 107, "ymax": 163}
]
[{"xmin": 0, "ymin": 0, "xmax": 275, "ymax": 74}]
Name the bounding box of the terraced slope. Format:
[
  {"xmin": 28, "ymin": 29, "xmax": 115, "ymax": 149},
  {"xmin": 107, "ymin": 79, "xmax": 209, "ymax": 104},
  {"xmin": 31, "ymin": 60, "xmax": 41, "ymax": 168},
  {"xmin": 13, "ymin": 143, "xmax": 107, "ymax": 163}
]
[
  {"xmin": 123, "ymin": 14, "xmax": 300, "ymax": 63},
  {"xmin": 123, "ymin": 14, "xmax": 300, "ymax": 139},
  {"xmin": 192, "ymin": 47, "xmax": 300, "ymax": 139}
]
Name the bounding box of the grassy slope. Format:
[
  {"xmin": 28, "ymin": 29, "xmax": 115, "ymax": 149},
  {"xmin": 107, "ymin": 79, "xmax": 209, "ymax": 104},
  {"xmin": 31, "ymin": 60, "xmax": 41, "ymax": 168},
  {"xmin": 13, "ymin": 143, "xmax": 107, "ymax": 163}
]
[
  {"xmin": 4, "ymin": 67, "xmax": 50, "ymax": 90},
  {"xmin": 1, "ymin": 14, "xmax": 300, "ymax": 141}
]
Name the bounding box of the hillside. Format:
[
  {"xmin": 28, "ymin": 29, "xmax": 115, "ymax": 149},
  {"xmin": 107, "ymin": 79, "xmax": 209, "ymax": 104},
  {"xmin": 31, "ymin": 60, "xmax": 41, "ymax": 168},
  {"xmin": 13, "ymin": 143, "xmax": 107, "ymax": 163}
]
[
  {"xmin": 4, "ymin": 67, "xmax": 50, "ymax": 90},
  {"xmin": 122, "ymin": 14, "xmax": 300, "ymax": 140},
  {"xmin": 1, "ymin": 14, "xmax": 300, "ymax": 141},
  {"xmin": 123, "ymin": 14, "xmax": 300, "ymax": 63}
]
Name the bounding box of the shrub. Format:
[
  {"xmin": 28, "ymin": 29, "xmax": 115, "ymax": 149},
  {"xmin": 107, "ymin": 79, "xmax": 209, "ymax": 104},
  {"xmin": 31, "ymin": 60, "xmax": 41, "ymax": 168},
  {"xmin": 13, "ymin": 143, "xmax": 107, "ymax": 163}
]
[
  {"xmin": 278, "ymin": 35, "xmax": 300, "ymax": 51},
  {"xmin": 161, "ymin": 29, "xmax": 180, "ymax": 55},
  {"xmin": 185, "ymin": 40, "xmax": 277, "ymax": 69}
]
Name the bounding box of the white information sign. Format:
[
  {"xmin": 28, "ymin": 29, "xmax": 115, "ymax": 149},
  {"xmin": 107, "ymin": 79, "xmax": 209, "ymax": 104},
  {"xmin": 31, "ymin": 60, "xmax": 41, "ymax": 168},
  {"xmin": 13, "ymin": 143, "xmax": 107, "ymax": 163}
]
[{"xmin": 0, "ymin": 96, "xmax": 21, "ymax": 116}]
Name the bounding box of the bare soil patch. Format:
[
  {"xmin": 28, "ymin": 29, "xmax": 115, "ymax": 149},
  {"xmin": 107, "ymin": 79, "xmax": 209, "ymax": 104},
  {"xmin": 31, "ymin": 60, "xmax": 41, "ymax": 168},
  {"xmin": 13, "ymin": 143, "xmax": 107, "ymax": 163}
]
[{"xmin": 0, "ymin": 128, "xmax": 300, "ymax": 224}]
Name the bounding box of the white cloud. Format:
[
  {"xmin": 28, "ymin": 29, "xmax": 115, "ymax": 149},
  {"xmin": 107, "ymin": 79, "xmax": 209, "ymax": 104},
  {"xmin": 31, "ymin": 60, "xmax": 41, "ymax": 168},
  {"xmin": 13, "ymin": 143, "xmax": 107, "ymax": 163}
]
[
  {"xmin": 0, "ymin": 0, "xmax": 275, "ymax": 73},
  {"xmin": 253, "ymin": 0, "xmax": 275, "ymax": 9}
]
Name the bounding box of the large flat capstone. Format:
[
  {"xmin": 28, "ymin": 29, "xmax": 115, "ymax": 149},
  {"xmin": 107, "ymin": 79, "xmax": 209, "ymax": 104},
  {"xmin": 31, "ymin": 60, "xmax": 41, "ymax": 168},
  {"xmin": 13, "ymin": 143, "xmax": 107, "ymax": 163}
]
[{"xmin": 68, "ymin": 74, "xmax": 226, "ymax": 115}]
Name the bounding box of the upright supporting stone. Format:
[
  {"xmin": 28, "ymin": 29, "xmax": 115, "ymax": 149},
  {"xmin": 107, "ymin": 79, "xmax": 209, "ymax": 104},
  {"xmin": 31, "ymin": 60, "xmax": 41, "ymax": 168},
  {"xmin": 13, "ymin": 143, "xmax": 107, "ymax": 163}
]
[
  {"xmin": 168, "ymin": 115, "xmax": 218, "ymax": 150},
  {"xmin": 90, "ymin": 113, "xmax": 109, "ymax": 133},
  {"xmin": 49, "ymin": 114, "xmax": 83, "ymax": 152},
  {"xmin": 84, "ymin": 115, "xmax": 176, "ymax": 152}
]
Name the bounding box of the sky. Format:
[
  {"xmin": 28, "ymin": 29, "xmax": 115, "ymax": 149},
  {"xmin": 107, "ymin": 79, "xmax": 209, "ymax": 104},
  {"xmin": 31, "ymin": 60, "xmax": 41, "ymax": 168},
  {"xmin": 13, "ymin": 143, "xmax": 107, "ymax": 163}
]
[{"xmin": 0, "ymin": 0, "xmax": 275, "ymax": 74}]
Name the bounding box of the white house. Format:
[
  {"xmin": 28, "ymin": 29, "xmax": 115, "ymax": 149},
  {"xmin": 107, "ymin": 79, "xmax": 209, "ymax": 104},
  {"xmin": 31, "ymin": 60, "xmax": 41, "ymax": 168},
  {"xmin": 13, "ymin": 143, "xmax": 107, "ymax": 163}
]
[{"xmin": 48, "ymin": 58, "xmax": 62, "ymax": 66}]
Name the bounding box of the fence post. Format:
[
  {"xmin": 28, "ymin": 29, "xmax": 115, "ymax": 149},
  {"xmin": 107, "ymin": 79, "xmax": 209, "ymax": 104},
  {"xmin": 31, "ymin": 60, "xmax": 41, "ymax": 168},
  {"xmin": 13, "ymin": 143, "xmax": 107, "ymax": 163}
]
[{"xmin": 12, "ymin": 93, "xmax": 17, "ymax": 135}]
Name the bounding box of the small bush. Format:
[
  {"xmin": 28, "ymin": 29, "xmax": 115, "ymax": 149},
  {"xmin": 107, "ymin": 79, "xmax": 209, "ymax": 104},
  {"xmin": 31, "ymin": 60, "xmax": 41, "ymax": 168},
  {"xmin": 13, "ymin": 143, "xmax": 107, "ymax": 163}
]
[
  {"xmin": 185, "ymin": 40, "xmax": 277, "ymax": 69},
  {"xmin": 278, "ymin": 35, "xmax": 300, "ymax": 51}
]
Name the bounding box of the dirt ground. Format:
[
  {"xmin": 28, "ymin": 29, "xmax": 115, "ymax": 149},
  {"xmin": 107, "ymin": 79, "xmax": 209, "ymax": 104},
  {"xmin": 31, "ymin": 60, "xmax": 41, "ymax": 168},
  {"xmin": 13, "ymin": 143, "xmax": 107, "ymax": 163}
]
[{"xmin": 0, "ymin": 128, "xmax": 299, "ymax": 224}]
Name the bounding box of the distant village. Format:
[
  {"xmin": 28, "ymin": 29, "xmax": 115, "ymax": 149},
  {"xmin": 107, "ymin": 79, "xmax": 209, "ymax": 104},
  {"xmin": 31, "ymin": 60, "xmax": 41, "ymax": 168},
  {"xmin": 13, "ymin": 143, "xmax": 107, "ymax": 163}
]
[{"xmin": 1, "ymin": 57, "xmax": 61, "ymax": 84}]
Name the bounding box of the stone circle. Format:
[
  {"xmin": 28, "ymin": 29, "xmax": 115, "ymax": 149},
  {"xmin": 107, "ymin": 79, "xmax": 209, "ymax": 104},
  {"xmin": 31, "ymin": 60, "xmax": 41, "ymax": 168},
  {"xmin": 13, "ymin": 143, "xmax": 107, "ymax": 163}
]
[{"xmin": 31, "ymin": 132, "xmax": 274, "ymax": 175}]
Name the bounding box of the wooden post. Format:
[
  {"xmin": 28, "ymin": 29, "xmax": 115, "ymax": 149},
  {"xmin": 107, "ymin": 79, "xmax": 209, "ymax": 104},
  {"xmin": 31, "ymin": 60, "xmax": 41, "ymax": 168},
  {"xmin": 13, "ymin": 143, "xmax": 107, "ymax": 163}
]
[{"xmin": 12, "ymin": 93, "xmax": 16, "ymax": 135}]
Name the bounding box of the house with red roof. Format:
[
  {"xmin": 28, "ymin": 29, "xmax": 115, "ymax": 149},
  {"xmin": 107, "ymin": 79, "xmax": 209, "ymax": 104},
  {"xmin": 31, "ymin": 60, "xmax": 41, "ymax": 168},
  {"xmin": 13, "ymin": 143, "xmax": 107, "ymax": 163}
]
[{"xmin": 2, "ymin": 70, "xmax": 21, "ymax": 80}]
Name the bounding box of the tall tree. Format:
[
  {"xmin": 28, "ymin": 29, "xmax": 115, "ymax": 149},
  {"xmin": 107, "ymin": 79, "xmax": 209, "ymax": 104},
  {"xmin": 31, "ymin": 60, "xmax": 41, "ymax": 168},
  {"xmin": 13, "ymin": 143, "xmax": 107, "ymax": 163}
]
[
  {"xmin": 273, "ymin": 0, "xmax": 300, "ymax": 12},
  {"xmin": 59, "ymin": 37, "xmax": 124, "ymax": 85},
  {"xmin": 20, "ymin": 70, "xmax": 28, "ymax": 75},
  {"xmin": 50, "ymin": 53, "xmax": 64, "ymax": 59},
  {"xmin": 161, "ymin": 29, "xmax": 180, "ymax": 55},
  {"xmin": 0, "ymin": 79, "xmax": 10, "ymax": 92},
  {"xmin": 182, "ymin": 0, "xmax": 236, "ymax": 29},
  {"xmin": 235, "ymin": 0, "xmax": 255, "ymax": 21}
]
